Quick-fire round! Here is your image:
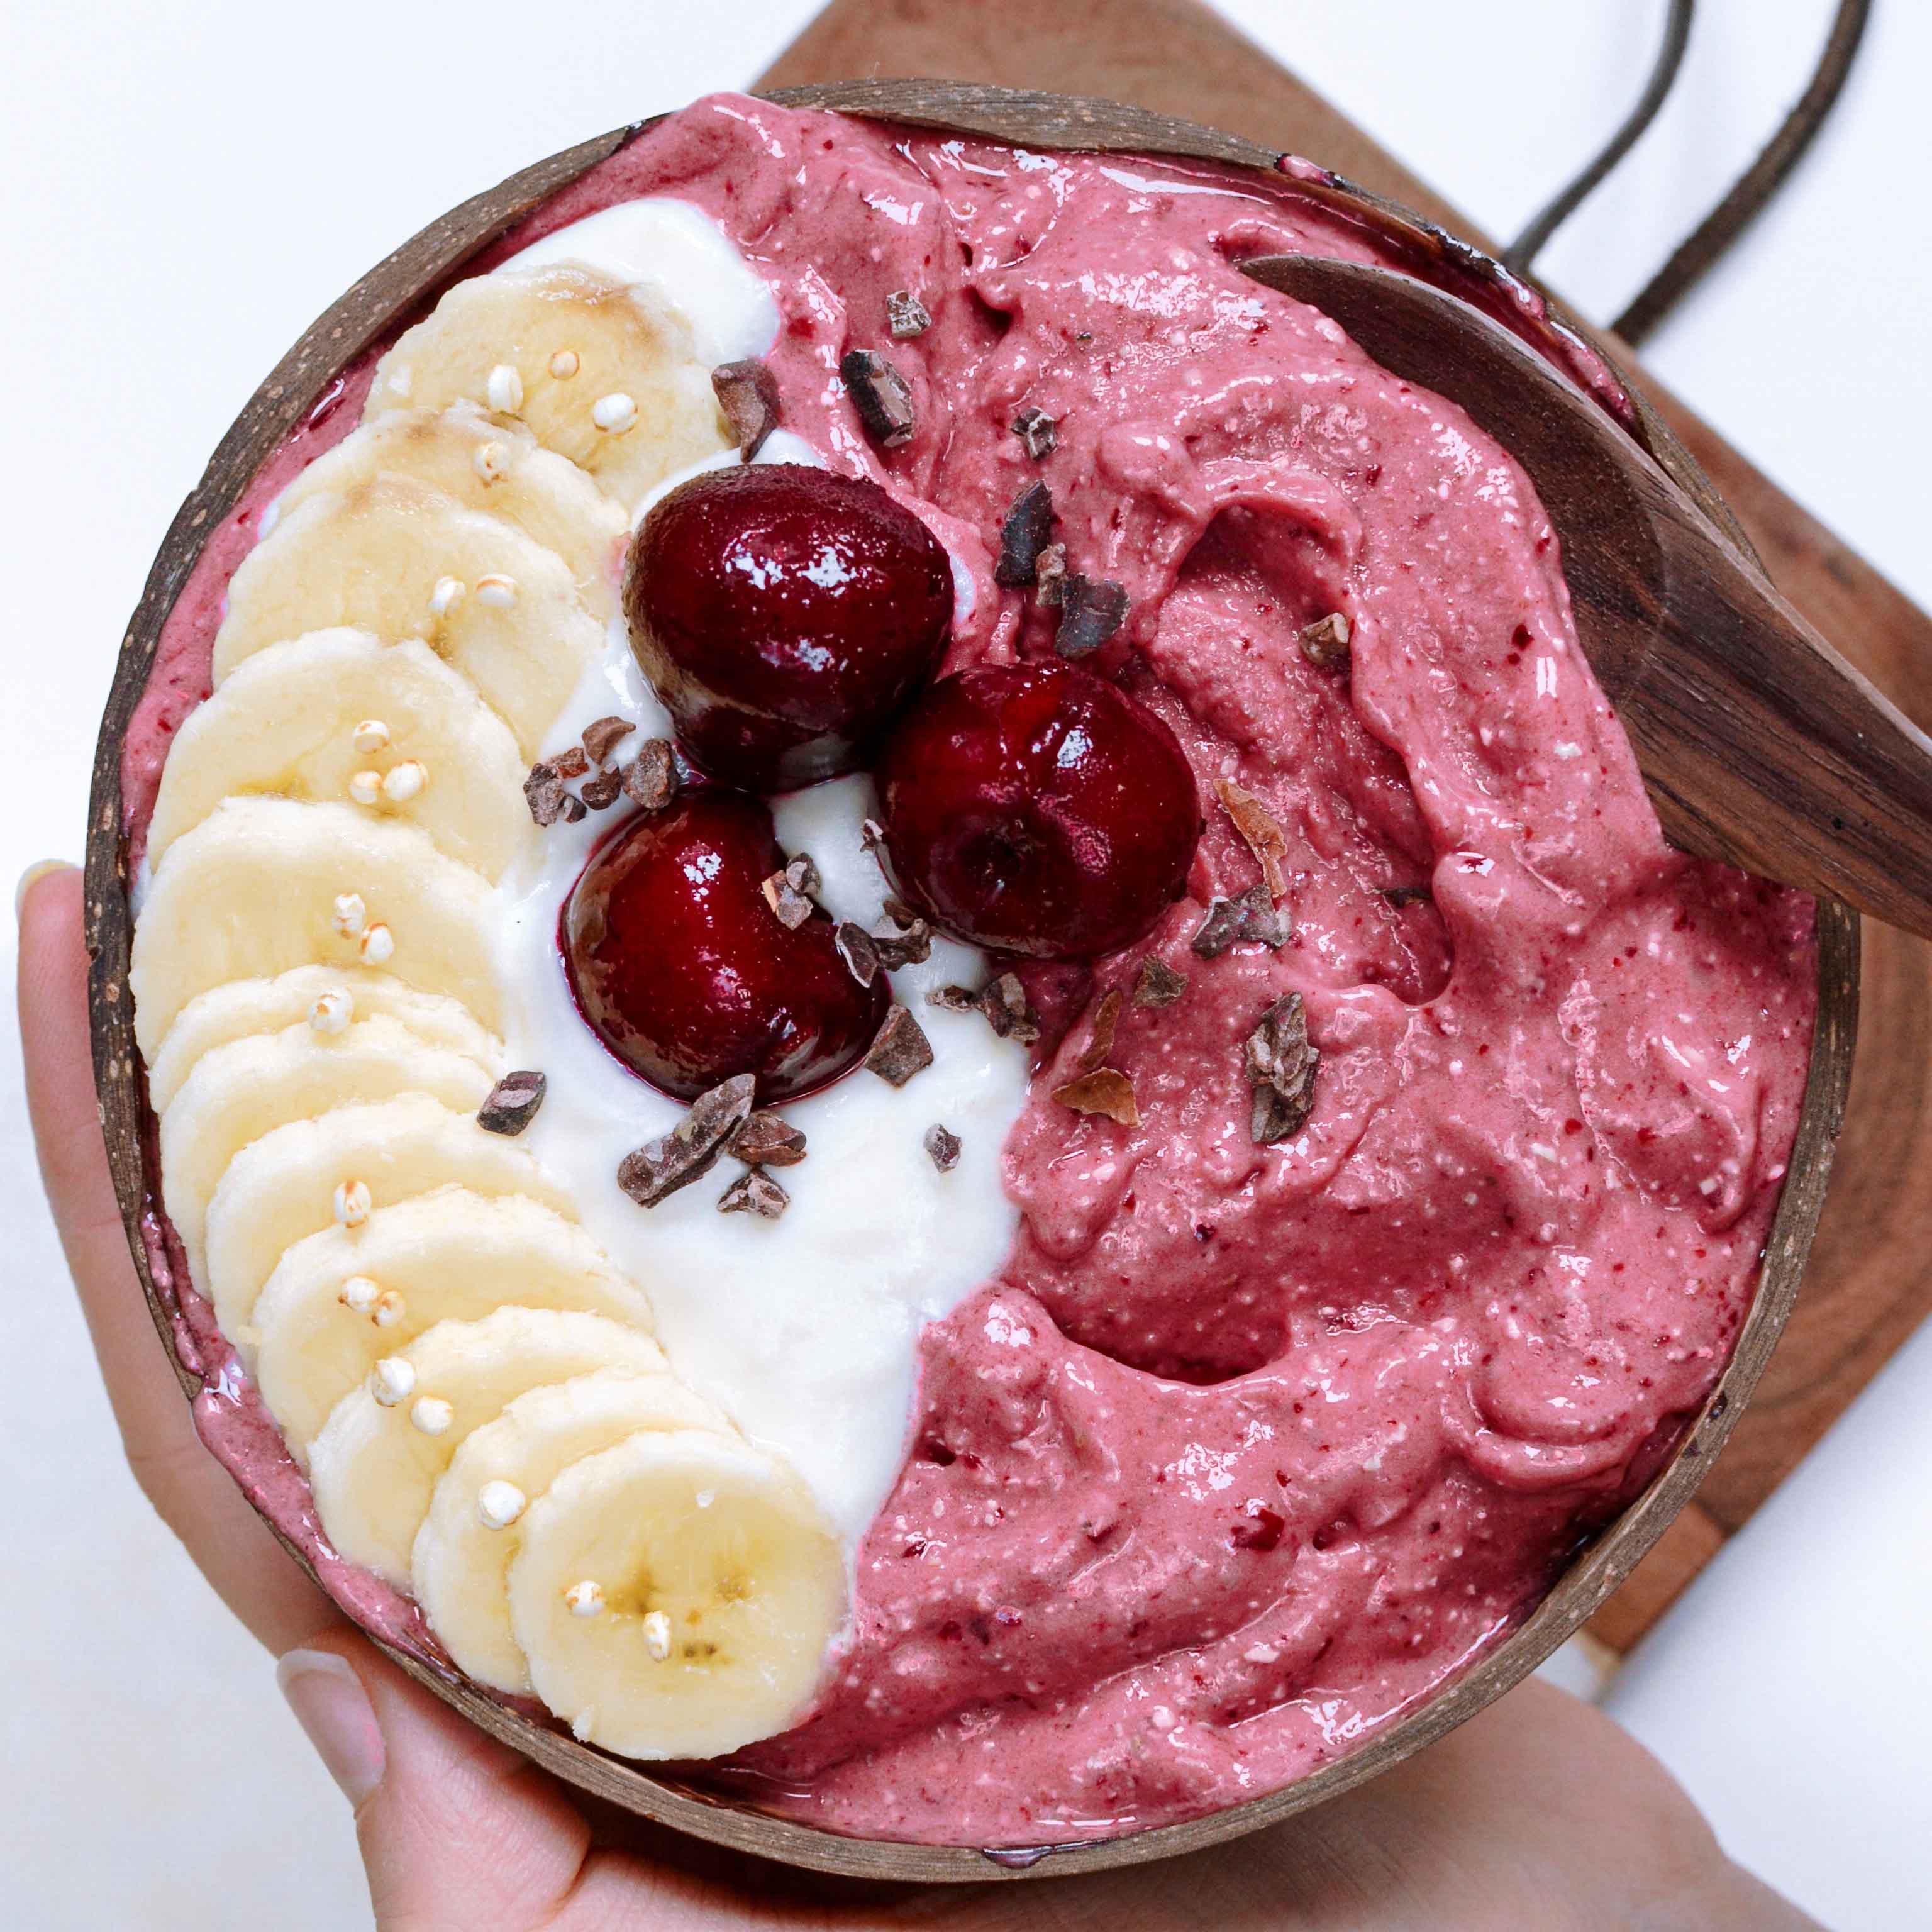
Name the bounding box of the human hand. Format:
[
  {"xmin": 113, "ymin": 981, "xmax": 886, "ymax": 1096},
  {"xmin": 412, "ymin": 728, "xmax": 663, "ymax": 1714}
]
[{"xmin": 19, "ymin": 862, "xmax": 1816, "ymax": 1929}]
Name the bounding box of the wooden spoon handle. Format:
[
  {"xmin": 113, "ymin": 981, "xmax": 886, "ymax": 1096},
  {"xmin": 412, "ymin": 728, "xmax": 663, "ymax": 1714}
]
[{"xmin": 1620, "ymin": 472, "xmax": 1932, "ymax": 938}]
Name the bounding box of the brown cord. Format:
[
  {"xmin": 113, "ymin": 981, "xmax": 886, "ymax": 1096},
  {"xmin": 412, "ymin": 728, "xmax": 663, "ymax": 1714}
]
[
  {"xmin": 1504, "ymin": 0, "xmax": 1696, "ymax": 278},
  {"xmin": 1613, "ymin": 0, "xmax": 1872, "ymax": 345}
]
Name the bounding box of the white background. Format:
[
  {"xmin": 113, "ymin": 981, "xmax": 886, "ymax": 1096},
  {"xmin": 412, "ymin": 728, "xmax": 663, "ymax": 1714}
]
[{"xmin": 3, "ymin": 3, "xmax": 1926, "ymax": 1924}]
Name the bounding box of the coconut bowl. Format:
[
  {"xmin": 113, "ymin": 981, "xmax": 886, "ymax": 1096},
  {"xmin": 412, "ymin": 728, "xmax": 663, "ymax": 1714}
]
[{"xmin": 84, "ymin": 79, "xmax": 1858, "ymax": 1882}]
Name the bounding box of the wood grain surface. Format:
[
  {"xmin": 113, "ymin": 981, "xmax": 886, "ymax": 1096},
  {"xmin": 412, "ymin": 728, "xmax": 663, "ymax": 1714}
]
[{"xmin": 760, "ymin": 0, "xmax": 1932, "ymax": 1648}]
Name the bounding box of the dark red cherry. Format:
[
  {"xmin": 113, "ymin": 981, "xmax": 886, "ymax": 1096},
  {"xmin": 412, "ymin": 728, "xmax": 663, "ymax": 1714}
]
[
  {"xmin": 562, "ymin": 791, "xmax": 888, "ymax": 1103},
  {"xmin": 875, "ymin": 663, "xmax": 1202, "ymax": 960},
  {"xmin": 625, "ymin": 464, "xmax": 954, "ymax": 791}
]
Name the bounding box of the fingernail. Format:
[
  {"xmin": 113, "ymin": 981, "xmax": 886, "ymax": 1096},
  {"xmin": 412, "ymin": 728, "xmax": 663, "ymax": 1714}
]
[
  {"xmin": 277, "ymin": 1648, "xmax": 385, "ymax": 1807},
  {"xmin": 15, "ymin": 860, "xmax": 75, "ymax": 919}
]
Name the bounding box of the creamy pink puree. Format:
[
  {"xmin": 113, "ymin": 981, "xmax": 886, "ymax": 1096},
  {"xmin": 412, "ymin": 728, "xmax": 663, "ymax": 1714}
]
[{"xmin": 125, "ymin": 96, "xmax": 1816, "ymax": 1848}]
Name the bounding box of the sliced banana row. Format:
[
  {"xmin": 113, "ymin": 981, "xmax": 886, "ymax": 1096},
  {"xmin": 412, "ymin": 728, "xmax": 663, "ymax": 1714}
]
[{"xmin": 127, "ymin": 249, "xmax": 844, "ymax": 1760}]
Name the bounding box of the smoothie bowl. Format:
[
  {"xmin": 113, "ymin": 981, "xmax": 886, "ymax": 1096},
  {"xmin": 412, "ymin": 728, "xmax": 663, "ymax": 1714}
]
[{"xmin": 86, "ymin": 80, "xmax": 1855, "ymax": 1879}]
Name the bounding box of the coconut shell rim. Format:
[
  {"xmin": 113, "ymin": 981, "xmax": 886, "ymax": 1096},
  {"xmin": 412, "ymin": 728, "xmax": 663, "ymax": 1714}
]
[{"xmin": 81, "ymin": 77, "xmax": 1858, "ymax": 1884}]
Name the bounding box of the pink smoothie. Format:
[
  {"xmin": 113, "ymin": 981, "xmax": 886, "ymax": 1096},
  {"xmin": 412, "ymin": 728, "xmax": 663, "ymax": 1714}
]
[{"xmin": 123, "ymin": 96, "xmax": 1816, "ymax": 1848}]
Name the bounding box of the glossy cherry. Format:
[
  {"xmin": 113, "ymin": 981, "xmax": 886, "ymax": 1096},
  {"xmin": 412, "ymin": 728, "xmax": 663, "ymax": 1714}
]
[
  {"xmin": 625, "ymin": 463, "xmax": 954, "ymax": 791},
  {"xmin": 875, "ymin": 663, "xmax": 1202, "ymax": 960},
  {"xmin": 562, "ymin": 791, "xmax": 889, "ymax": 1103}
]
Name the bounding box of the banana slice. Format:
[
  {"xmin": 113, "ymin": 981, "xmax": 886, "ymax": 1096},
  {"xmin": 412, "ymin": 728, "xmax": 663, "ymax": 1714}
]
[
  {"xmin": 251, "ymin": 1189, "xmax": 656, "ymax": 1454},
  {"xmin": 308, "ymin": 1307, "xmax": 668, "ymax": 1588},
  {"xmin": 366, "ymin": 266, "xmax": 729, "ymax": 509},
  {"xmin": 131, "ymin": 797, "xmax": 500, "ymax": 1057},
  {"xmin": 210, "ymin": 474, "xmax": 602, "ymax": 755},
  {"xmin": 148, "ymin": 631, "xmax": 532, "ymax": 879},
  {"xmin": 201, "ymin": 1094, "xmax": 572, "ymax": 1342},
  {"xmin": 414, "ymin": 1365, "xmax": 731, "ymax": 1692},
  {"xmin": 158, "ymin": 1016, "xmax": 497, "ymax": 1281},
  {"xmin": 274, "ymin": 406, "xmax": 627, "ymax": 616},
  {"xmin": 508, "ymin": 1428, "xmax": 844, "ymax": 1760},
  {"xmin": 148, "ymin": 965, "xmax": 500, "ymax": 1114}
]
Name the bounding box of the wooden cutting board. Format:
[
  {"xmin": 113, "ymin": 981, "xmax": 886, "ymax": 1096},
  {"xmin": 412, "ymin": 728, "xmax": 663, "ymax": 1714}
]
[{"xmin": 759, "ymin": 0, "xmax": 1932, "ymax": 1653}]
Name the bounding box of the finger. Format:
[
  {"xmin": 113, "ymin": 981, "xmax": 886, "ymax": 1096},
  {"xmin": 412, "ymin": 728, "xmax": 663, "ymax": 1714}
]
[
  {"xmin": 282, "ymin": 1633, "xmax": 924, "ymax": 1932},
  {"xmin": 279, "ymin": 1634, "xmax": 603, "ymax": 1929},
  {"xmin": 19, "ymin": 863, "xmax": 340, "ymax": 1652}
]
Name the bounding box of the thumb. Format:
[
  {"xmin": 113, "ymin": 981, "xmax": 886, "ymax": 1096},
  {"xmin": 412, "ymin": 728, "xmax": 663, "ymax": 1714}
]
[{"xmin": 277, "ymin": 1635, "xmax": 595, "ymax": 1929}]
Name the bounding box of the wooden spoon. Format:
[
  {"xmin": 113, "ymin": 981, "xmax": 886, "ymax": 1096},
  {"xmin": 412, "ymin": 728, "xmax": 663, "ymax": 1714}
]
[{"xmin": 1241, "ymin": 253, "xmax": 1932, "ymax": 939}]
